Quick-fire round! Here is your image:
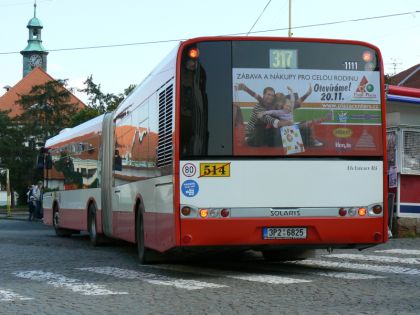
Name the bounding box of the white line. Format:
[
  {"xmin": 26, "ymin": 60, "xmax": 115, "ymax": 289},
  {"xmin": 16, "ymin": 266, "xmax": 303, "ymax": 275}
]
[
  {"xmin": 233, "ymin": 262, "xmax": 384, "ymax": 280},
  {"xmin": 78, "ymin": 267, "xmax": 227, "ymax": 290},
  {"xmin": 13, "ymin": 271, "xmax": 128, "ymax": 296},
  {"xmin": 0, "ymin": 289, "xmax": 33, "ymax": 301},
  {"xmin": 375, "ymin": 249, "xmax": 420, "ymax": 256},
  {"xmin": 315, "ymin": 272, "xmax": 384, "ymax": 280},
  {"xmin": 294, "ymin": 259, "xmax": 420, "ymax": 275},
  {"xmin": 149, "ymin": 264, "xmax": 311, "ymax": 285},
  {"xmin": 325, "ymin": 253, "xmax": 420, "ymax": 265}
]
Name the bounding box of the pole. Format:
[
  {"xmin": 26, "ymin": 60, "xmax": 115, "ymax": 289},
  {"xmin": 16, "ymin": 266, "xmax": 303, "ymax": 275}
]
[
  {"xmin": 6, "ymin": 169, "xmax": 11, "ymax": 217},
  {"xmin": 288, "ymin": 0, "xmax": 292, "ymax": 37}
]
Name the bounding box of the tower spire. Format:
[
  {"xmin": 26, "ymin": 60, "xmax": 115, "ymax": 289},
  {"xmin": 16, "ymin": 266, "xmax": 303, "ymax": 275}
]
[{"xmin": 21, "ymin": 1, "xmax": 48, "ymax": 77}]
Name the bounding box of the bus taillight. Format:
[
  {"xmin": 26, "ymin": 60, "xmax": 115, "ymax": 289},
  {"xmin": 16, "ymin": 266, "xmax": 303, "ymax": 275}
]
[
  {"xmin": 339, "ymin": 208, "xmax": 347, "ymax": 216},
  {"xmin": 181, "ymin": 206, "xmax": 192, "ymax": 216},
  {"xmin": 188, "ymin": 47, "xmax": 200, "ymax": 59},
  {"xmin": 358, "ymin": 207, "xmax": 367, "ymax": 216},
  {"xmin": 199, "ymin": 209, "xmax": 209, "ymax": 218},
  {"xmin": 348, "ymin": 208, "xmax": 357, "ymax": 216},
  {"xmin": 372, "ymin": 205, "xmax": 382, "ymax": 215},
  {"xmin": 220, "ymin": 208, "xmax": 230, "ymax": 218},
  {"xmin": 362, "ymin": 50, "xmax": 373, "ymax": 62}
]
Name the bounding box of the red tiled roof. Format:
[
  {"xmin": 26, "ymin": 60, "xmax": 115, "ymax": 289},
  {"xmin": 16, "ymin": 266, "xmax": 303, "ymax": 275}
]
[
  {"xmin": 0, "ymin": 67, "xmax": 85, "ymax": 117},
  {"xmin": 390, "ymin": 64, "xmax": 420, "ymax": 88}
]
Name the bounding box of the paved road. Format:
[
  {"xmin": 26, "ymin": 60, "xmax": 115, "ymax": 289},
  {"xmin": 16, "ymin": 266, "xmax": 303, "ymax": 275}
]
[{"xmin": 1, "ymin": 218, "xmax": 419, "ymax": 315}]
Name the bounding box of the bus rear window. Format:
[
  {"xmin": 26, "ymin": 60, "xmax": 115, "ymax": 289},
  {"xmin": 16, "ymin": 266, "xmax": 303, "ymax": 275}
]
[{"xmin": 180, "ymin": 40, "xmax": 383, "ymax": 158}]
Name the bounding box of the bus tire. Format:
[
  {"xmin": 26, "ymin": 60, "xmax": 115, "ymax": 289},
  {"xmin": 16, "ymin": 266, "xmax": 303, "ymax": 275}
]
[
  {"xmin": 53, "ymin": 206, "xmax": 72, "ymax": 237},
  {"xmin": 88, "ymin": 204, "xmax": 103, "ymax": 246},
  {"xmin": 136, "ymin": 212, "xmax": 161, "ymax": 264},
  {"xmin": 262, "ymin": 249, "xmax": 315, "ymax": 261}
]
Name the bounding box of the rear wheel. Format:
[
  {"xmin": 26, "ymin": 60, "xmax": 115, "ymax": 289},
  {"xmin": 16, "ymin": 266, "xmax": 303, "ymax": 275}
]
[
  {"xmin": 262, "ymin": 249, "xmax": 315, "ymax": 261},
  {"xmin": 88, "ymin": 204, "xmax": 103, "ymax": 246},
  {"xmin": 136, "ymin": 211, "xmax": 162, "ymax": 264},
  {"xmin": 53, "ymin": 206, "xmax": 72, "ymax": 237}
]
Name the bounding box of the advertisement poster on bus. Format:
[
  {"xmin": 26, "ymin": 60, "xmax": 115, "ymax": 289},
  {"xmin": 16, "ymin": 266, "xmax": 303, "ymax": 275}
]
[{"xmin": 232, "ymin": 68, "xmax": 383, "ymax": 156}]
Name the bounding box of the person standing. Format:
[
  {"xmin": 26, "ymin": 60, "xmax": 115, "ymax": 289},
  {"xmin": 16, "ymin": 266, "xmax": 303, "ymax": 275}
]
[
  {"xmin": 27, "ymin": 185, "xmax": 35, "ymax": 221},
  {"xmin": 32, "ymin": 181, "xmax": 44, "ymax": 220}
]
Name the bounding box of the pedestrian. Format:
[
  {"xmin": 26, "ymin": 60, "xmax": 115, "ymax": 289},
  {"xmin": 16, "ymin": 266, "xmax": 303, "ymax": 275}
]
[
  {"xmin": 27, "ymin": 185, "xmax": 35, "ymax": 221},
  {"xmin": 32, "ymin": 181, "xmax": 44, "ymax": 220}
]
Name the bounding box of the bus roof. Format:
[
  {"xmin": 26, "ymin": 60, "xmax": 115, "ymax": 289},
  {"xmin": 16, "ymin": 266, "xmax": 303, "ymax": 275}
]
[{"xmin": 45, "ymin": 114, "xmax": 105, "ymax": 148}]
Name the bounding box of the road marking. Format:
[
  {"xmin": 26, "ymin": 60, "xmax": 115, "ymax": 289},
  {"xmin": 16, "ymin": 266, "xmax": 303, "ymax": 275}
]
[
  {"xmin": 314, "ymin": 272, "xmax": 384, "ymax": 280},
  {"xmin": 0, "ymin": 289, "xmax": 33, "ymax": 301},
  {"xmin": 13, "ymin": 271, "xmax": 128, "ymax": 296},
  {"xmin": 293, "ymin": 259, "xmax": 420, "ymax": 275},
  {"xmin": 149, "ymin": 264, "xmax": 311, "ymax": 284},
  {"xmin": 78, "ymin": 267, "xmax": 227, "ymax": 290},
  {"xmin": 375, "ymin": 249, "xmax": 420, "ymax": 256},
  {"xmin": 325, "ymin": 254, "xmax": 420, "ymax": 265}
]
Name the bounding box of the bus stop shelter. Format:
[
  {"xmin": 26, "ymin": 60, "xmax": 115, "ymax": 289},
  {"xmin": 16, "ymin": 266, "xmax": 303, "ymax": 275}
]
[{"xmin": 386, "ymin": 85, "xmax": 420, "ymax": 236}]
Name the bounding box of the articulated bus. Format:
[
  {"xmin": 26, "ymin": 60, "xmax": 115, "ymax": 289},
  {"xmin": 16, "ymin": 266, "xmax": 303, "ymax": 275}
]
[{"xmin": 42, "ymin": 37, "xmax": 387, "ymax": 263}]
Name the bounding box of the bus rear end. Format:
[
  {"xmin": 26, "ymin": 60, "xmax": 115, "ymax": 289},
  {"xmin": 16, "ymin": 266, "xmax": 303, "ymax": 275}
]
[{"xmin": 176, "ymin": 38, "xmax": 387, "ymax": 256}]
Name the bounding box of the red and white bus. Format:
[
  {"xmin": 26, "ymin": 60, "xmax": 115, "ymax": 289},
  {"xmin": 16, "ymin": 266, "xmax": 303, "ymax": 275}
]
[{"xmin": 42, "ymin": 37, "xmax": 388, "ymax": 263}]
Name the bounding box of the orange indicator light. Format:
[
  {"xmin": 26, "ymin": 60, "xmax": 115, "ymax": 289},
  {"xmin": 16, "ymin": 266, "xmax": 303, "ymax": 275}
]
[
  {"xmin": 188, "ymin": 48, "xmax": 200, "ymax": 59},
  {"xmin": 358, "ymin": 207, "xmax": 367, "ymax": 216},
  {"xmin": 362, "ymin": 51, "xmax": 373, "ymax": 62},
  {"xmin": 199, "ymin": 209, "xmax": 209, "ymax": 218}
]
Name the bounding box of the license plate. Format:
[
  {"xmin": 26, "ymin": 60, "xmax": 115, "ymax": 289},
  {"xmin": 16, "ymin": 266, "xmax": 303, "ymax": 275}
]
[{"xmin": 263, "ymin": 227, "xmax": 307, "ymax": 239}]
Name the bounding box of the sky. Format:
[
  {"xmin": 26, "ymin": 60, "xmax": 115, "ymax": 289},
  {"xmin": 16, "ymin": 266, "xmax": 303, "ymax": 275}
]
[{"xmin": 0, "ymin": 0, "xmax": 419, "ymax": 102}]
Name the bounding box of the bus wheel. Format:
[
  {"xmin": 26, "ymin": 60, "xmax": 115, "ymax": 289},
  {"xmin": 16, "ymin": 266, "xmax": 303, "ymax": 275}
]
[
  {"xmin": 262, "ymin": 249, "xmax": 315, "ymax": 261},
  {"xmin": 88, "ymin": 204, "xmax": 103, "ymax": 246},
  {"xmin": 53, "ymin": 207, "xmax": 72, "ymax": 237},
  {"xmin": 136, "ymin": 213, "xmax": 161, "ymax": 264}
]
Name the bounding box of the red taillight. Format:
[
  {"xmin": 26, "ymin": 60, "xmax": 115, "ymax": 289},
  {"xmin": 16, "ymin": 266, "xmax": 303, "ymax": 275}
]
[
  {"xmin": 372, "ymin": 205, "xmax": 382, "ymax": 214},
  {"xmin": 339, "ymin": 208, "xmax": 347, "ymax": 216},
  {"xmin": 181, "ymin": 206, "xmax": 191, "ymax": 216},
  {"xmin": 220, "ymin": 208, "xmax": 230, "ymax": 217}
]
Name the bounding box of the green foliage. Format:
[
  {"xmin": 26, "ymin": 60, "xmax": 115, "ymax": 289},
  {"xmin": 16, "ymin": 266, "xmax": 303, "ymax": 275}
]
[
  {"xmin": 71, "ymin": 76, "xmax": 136, "ymax": 126},
  {"xmin": 69, "ymin": 106, "xmax": 101, "ymax": 127},
  {"xmin": 15, "ymin": 79, "xmax": 78, "ymax": 144},
  {"xmin": 0, "ymin": 110, "xmax": 37, "ymax": 205},
  {"xmin": 3, "ymin": 77, "xmax": 135, "ymax": 203}
]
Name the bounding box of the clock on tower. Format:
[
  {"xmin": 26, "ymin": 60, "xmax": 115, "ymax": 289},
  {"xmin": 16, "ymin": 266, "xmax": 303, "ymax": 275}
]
[{"xmin": 29, "ymin": 54, "xmax": 43, "ymax": 68}]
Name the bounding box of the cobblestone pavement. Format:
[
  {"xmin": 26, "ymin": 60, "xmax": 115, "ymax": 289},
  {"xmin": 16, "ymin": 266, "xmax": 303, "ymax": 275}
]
[{"xmin": 1, "ymin": 218, "xmax": 419, "ymax": 315}]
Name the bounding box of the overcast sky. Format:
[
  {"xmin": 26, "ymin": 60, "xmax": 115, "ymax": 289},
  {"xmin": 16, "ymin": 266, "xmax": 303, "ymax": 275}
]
[{"xmin": 0, "ymin": 0, "xmax": 418, "ymax": 101}]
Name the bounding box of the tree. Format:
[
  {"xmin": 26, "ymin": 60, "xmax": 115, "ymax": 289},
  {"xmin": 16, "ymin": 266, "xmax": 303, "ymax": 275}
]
[
  {"xmin": 69, "ymin": 106, "xmax": 102, "ymax": 128},
  {"xmin": 0, "ymin": 110, "xmax": 37, "ymax": 205},
  {"xmin": 15, "ymin": 79, "xmax": 79, "ymax": 145},
  {"xmin": 70, "ymin": 75, "xmax": 136, "ymax": 126}
]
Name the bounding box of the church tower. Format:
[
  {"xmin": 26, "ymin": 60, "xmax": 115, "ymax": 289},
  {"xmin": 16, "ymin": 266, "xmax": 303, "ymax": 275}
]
[{"xmin": 20, "ymin": 1, "xmax": 48, "ymax": 77}]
